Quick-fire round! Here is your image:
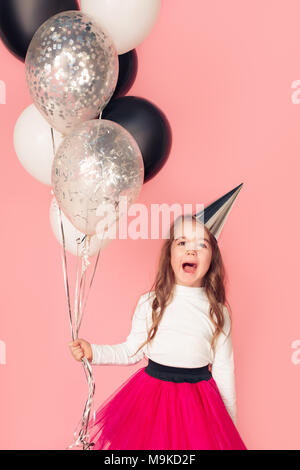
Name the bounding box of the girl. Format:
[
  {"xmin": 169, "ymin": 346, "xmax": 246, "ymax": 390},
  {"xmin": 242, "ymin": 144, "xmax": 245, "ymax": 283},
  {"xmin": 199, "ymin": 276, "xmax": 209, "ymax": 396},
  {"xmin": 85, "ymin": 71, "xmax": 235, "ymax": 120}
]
[{"xmin": 69, "ymin": 213, "xmax": 247, "ymax": 450}]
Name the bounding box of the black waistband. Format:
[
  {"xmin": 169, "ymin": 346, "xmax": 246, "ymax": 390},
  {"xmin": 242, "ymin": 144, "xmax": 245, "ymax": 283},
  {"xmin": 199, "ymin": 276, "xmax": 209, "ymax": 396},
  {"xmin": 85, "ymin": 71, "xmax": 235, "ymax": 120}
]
[{"xmin": 144, "ymin": 358, "xmax": 212, "ymax": 383}]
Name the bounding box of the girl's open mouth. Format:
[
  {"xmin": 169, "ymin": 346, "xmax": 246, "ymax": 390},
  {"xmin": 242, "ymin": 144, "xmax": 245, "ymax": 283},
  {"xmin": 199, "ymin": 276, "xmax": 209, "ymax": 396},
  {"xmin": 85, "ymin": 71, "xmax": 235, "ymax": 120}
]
[{"xmin": 182, "ymin": 262, "xmax": 198, "ymax": 274}]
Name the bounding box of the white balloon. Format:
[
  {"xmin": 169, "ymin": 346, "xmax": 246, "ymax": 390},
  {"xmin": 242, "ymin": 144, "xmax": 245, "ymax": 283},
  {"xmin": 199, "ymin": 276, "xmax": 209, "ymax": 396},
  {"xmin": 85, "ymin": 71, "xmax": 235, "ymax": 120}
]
[
  {"xmin": 49, "ymin": 197, "xmax": 115, "ymax": 257},
  {"xmin": 81, "ymin": 0, "xmax": 161, "ymax": 54},
  {"xmin": 13, "ymin": 104, "xmax": 64, "ymax": 185}
]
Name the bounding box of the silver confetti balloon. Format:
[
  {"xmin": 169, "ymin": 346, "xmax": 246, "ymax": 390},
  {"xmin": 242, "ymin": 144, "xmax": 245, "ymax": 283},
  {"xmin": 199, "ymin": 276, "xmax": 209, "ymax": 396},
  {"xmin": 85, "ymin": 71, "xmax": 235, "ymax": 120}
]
[
  {"xmin": 25, "ymin": 11, "xmax": 119, "ymax": 135},
  {"xmin": 51, "ymin": 119, "xmax": 144, "ymax": 235}
]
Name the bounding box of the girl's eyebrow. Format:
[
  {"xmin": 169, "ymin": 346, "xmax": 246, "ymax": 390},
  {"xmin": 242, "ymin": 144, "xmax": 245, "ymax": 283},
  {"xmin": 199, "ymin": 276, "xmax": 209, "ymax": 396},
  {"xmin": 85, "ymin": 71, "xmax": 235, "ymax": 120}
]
[{"xmin": 175, "ymin": 236, "xmax": 211, "ymax": 245}]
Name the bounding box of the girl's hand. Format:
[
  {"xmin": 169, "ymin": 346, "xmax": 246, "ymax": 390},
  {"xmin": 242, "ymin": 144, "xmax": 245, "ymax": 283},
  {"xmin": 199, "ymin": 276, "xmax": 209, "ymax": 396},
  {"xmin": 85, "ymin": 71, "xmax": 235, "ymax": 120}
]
[{"xmin": 68, "ymin": 338, "xmax": 93, "ymax": 363}]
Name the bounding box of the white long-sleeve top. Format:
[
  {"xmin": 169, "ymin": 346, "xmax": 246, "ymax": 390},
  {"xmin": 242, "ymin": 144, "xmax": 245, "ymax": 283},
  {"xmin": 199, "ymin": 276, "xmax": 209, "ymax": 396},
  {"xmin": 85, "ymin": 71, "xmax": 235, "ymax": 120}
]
[{"xmin": 91, "ymin": 283, "xmax": 237, "ymax": 424}]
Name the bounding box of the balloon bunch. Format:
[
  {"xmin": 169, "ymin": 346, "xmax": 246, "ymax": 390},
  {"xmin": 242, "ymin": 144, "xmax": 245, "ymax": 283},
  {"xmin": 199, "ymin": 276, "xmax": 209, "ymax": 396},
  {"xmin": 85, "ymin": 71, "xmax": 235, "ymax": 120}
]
[{"xmin": 3, "ymin": 0, "xmax": 172, "ymax": 450}]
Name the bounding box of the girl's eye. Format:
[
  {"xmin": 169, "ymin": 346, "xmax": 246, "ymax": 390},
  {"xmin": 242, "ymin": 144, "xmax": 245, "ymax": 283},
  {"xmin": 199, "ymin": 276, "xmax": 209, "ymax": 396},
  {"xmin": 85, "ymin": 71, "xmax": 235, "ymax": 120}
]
[
  {"xmin": 197, "ymin": 243, "xmax": 207, "ymax": 249},
  {"xmin": 177, "ymin": 241, "xmax": 207, "ymax": 249}
]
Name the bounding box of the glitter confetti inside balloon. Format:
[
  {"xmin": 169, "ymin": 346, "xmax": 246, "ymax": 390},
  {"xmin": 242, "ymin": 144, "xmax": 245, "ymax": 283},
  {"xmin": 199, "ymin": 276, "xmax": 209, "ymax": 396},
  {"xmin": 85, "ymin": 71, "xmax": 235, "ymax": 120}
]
[
  {"xmin": 51, "ymin": 119, "xmax": 144, "ymax": 236},
  {"xmin": 25, "ymin": 11, "xmax": 119, "ymax": 136}
]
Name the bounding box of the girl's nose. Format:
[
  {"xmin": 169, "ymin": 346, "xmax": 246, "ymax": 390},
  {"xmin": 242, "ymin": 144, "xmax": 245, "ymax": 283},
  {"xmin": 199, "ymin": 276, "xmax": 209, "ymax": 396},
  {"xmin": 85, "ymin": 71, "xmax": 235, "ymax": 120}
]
[{"xmin": 185, "ymin": 243, "xmax": 198, "ymax": 251}]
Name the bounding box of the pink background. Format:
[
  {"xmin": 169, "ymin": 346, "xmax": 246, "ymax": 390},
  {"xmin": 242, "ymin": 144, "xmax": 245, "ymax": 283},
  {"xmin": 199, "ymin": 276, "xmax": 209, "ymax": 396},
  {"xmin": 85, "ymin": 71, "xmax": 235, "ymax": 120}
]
[{"xmin": 1, "ymin": 0, "xmax": 300, "ymax": 450}]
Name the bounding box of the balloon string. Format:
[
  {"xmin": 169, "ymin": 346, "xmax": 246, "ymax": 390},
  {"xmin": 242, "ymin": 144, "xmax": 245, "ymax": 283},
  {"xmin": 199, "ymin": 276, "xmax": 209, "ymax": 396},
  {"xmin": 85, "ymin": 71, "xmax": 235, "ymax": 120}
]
[
  {"xmin": 52, "ymin": 128, "xmax": 97, "ymax": 450},
  {"xmin": 78, "ymin": 230, "xmax": 105, "ymax": 330},
  {"xmin": 58, "ymin": 212, "xmax": 96, "ymax": 450},
  {"xmin": 59, "ymin": 207, "xmax": 75, "ymax": 341},
  {"xmin": 73, "ymin": 237, "xmax": 81, "ymax": 338},
  {"xmin": 66, "ymin": 357, "xmax": 96, "ymax": 450},
  {"xmin": 51, "ymin": 127, "xmax": 56, "ymax": 154},
  {"xmin": 67, "ymin": 232, "xmax": 107, "ymax": 448},
  {"xmin": 75, "ymin": 236, "xmax": 89, "ymax": 338},
  {"xmin": 52, "ymin": 128, "xmax": 74, "ymax": 340},
  {"xmin": 78, "ymin": 259, "xmax": 87, "ymax": 335}
]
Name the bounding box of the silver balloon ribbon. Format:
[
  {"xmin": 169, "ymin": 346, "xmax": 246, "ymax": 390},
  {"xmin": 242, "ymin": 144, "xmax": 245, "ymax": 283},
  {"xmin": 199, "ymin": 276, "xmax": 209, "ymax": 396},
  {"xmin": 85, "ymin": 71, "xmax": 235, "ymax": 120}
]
[
  {"xmin": 74, "ymin": 231, "xmax": 107, "ymax": 448},
  {"xmin": 65, "ymin": 227, "xmax": 107, "ymax": 450},
  {"xmin": 67, "ymin": 357, "xmax": 96, "ymax": 450},
  {"xmin": 75, "ymin": 235, "xmax": 90, "ymax": 339},
  {"xmin": 73, "ymin": 236, "xmax": 81, "ymax": 340},
  {"xmin": 77, "ymin": 235, "xmax": 103, "ymax": 334},
  {"xmin": 58, "ymin": 208, "xmax": 96, "ymax": 450},
  {"xmin": 51, "ymin": 127, "xmax": 105, "ymax": 450}
]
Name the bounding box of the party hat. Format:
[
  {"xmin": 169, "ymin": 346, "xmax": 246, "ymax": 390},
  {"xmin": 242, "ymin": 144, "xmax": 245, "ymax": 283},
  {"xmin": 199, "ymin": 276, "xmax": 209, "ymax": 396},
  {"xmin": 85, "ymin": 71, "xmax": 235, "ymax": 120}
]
[{"xmin": 194, "ymin": 183, "xmax": 243, "ymax": 240}]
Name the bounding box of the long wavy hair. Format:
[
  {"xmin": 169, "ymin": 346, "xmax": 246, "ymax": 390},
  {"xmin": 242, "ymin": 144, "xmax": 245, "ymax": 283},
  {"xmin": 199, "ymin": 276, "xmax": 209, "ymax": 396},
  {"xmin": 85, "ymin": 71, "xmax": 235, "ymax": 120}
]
[{"xmin": 129, "ymin": 213, "xmax": 232, "ymax": 360}]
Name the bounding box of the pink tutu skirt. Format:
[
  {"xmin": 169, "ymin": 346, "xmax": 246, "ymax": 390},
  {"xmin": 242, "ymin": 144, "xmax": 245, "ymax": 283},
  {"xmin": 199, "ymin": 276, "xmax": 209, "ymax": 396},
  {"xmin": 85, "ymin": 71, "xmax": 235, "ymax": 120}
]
[{"xmin": 87, "ymin": 360, "xmax": 247, "ymax": 450}]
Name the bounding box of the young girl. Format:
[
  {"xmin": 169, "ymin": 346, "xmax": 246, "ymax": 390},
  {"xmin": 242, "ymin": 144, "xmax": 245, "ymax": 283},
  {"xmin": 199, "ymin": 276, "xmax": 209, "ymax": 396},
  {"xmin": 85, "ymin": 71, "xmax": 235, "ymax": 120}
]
[{"xmin": 69, "ymin": 213, "xmax": 247, "ymax": 450}]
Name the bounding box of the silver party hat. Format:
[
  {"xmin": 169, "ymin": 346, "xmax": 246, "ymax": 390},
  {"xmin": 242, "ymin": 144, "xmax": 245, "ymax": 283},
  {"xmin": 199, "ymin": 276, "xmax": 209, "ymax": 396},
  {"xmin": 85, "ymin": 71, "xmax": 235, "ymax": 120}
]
[{"xmin": 194, "ymin": 183, "xmax": 243, "ymax": 240}]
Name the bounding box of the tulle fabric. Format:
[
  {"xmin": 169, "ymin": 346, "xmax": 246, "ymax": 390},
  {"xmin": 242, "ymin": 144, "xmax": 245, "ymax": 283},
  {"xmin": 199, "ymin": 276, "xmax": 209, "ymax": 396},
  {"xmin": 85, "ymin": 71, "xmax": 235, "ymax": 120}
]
[{"xmin": 87, "ymin": 367, "xmax": 247, "ymax": 450}]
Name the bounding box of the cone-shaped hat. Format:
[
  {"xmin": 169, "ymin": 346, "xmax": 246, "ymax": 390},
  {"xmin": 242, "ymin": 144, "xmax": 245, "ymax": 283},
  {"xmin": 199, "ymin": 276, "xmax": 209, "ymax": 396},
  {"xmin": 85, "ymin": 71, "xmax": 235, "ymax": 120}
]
[{"xmin": 194, "ymin": 183, "xmax": 243, "ymax": 240}]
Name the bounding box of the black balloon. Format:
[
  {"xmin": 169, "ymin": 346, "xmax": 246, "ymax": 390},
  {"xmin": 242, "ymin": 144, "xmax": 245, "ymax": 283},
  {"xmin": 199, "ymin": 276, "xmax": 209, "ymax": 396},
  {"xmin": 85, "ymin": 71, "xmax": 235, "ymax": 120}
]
[
  {"xmin": 112, "ymin": 50, "xmax": 138, "ymax": 100},
  {"xmin": 0, "ymin": 0, "xmax": 79, "ymax": 61},
  {"xmin": 102, "ymin": 96, "xmax": 172, "ymax": 183}
]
